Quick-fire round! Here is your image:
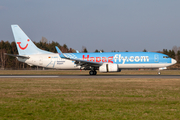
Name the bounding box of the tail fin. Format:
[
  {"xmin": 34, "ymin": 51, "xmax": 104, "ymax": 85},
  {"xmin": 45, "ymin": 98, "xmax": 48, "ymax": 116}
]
[{"xmin": 11, "ymin": 25, "xmax": 52, "ymax": 55}]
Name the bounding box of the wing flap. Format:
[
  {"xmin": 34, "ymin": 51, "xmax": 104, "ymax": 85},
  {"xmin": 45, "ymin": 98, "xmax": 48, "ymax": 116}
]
[{"xmin": 70, "ymin": 58, "xmax": 102, "ymax": 66}]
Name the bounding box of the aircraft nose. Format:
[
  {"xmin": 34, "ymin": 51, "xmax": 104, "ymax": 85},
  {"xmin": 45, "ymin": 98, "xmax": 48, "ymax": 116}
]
[{"xmin": 171, "ymin": 58, "xmax": 177, "ymax": 64}]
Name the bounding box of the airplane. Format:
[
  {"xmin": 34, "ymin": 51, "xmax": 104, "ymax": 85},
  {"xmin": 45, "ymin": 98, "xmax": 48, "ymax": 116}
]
[{"xmin": 7, "ymin": 25, "xmax": 177, "ymax": 75}]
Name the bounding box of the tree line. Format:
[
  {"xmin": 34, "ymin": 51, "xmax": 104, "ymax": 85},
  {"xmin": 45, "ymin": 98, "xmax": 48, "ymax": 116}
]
[
  {"xmin": 0, "ymin": 39, "xmax": 73, "ymax": 69},
  {"xmin": 0, "ymin": 39, "xmax": 180, "ymax": 69}
]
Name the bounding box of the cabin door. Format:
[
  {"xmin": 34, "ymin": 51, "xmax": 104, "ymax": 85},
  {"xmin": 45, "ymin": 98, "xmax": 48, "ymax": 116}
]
[{"xmin": 154, "ymin": 54, "xmax": 159, "ymax": 62}]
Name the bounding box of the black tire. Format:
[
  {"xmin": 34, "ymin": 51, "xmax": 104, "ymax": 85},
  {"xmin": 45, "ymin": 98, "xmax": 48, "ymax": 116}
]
[
  {"xmin": 93, "ymin": 71, "xmax": 97, "ymax": 75},
  {"xmin": 89, "ymin": 71, "xmax": 97, "ymax": 75},
  {"xmin": 89, "ymin": 71, "xmax": 94, "ymax": 75}
]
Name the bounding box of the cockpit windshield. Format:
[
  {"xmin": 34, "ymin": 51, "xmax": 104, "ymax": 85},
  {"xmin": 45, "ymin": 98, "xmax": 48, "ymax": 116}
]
[{"xmin": 163, "ymin": 56, "xmax": 169, "ymax": 58}]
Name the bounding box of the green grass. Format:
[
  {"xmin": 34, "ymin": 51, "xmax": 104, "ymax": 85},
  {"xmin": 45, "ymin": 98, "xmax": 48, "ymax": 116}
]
[{"xmin": 0, "ymin": 78, "xmax": 180, "ymax": 119}]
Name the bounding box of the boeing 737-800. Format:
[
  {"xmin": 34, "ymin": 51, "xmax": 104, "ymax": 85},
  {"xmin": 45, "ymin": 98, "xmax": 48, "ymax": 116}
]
[{"xmin": 7, "ymin": 25, "xmax": 177, "ymax": 75}]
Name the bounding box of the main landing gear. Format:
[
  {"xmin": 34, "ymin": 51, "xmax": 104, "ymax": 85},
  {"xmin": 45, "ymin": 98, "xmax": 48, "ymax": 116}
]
[{"xmin": 89, "ymin": 70, "xmax": 97, "ymax": 75}]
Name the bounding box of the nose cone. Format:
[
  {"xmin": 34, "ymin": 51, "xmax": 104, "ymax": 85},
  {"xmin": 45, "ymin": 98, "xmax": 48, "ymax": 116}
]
[{"xmin": 171, "ymin": 58, "xmax": 177, "ymax": 64}]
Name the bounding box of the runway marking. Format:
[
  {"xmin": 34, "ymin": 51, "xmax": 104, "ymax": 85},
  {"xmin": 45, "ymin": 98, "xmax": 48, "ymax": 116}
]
[{"xmin": 0, "ymin": 75, "xmax": 180, "ymax": 78}]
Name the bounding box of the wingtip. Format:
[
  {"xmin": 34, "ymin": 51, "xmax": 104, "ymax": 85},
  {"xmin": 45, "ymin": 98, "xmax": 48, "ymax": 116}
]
[
  {"xmin": 55, "ymin": 46, "xmax": 66, "ymax": 58},
  {"xmin": 55, "ymin": 46, "xmax": 60, "ymax": 52}
]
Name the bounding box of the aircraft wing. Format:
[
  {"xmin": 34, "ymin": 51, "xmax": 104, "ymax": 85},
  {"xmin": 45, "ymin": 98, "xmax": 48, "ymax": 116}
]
[
  {"xmin": 68, "ymin": 57, "xmax": 102, "ymax": 66},
  {"xmin": 5, "ymin": 53, "xmax": 30, "ymax": 59},
  {"xmin": 55, "ymin": 46, "xmax": 102, "ymax": 67}
]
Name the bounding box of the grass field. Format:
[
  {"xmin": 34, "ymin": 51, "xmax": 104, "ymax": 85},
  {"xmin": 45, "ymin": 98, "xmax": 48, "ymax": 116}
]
[{"xmin": 0, "ymin": 77, "xmax": 180, "ymax": 119}]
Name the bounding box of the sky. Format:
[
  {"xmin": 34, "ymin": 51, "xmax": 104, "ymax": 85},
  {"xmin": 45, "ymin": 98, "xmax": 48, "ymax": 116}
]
[{"xmin": 0, "ymin": 0, "xmax": 180, "ymax": 52}]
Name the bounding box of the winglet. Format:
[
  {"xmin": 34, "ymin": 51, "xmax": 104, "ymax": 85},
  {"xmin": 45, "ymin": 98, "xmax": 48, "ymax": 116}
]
[
  {"xmin": 55, "ymin": 46, "xmax": 66, "ymax": 58},
  {"xmin": 76, "ymin": 50, "xmax": 79, "ymax": 53}
]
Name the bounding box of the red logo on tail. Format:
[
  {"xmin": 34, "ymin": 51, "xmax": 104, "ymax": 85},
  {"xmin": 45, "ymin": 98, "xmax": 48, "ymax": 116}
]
[{"xmin": 17, "ymin": 39, "xmax": 30, "ymax": 50}]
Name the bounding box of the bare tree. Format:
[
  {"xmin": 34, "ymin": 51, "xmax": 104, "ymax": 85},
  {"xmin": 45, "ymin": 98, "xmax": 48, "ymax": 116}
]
[
  {"xmin": 41, "ymin": 37, "xmax": 48, "ymax": 43},
  {"xmin": 0, "ymin": 49, "xmax": 6, "ymax": 69},
  {"xmin": 172, "ymin": 46, "xmax": 178, "ymax": 54}
]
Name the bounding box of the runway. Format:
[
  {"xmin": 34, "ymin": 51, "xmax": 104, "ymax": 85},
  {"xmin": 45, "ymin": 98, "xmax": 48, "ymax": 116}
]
[{"xmin": 0, "ymin": 75, "xmax": 180, "ymax": 78}]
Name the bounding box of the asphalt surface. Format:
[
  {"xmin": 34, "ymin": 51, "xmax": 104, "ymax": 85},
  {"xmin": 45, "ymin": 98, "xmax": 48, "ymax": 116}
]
[{"xmin": 0, "ymin": 75, "xmax": 180, "ymax": 78}]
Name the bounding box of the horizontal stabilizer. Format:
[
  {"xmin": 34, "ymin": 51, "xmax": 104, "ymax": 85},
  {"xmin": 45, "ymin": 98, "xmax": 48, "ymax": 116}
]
[{"xmin": 5, "ymin": 53, "xmax": 29, "ymax": 59}]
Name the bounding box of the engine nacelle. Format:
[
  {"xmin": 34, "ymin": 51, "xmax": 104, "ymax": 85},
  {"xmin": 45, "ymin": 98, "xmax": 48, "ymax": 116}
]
[{"xmin": 99, "ymin": 64, "xmax": 121, "ymax": 73}]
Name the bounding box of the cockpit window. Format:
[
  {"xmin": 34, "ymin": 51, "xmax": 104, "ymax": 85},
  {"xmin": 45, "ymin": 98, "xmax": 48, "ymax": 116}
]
[{"xmin": 163, "ymin": 56, "xmax": 169, "ymax": 58}]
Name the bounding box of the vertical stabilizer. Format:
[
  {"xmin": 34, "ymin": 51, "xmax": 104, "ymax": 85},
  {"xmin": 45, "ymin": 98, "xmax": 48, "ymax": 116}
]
[{"xmin": 11, "ymin": 25, "xmax": 52, "ymax": 55}]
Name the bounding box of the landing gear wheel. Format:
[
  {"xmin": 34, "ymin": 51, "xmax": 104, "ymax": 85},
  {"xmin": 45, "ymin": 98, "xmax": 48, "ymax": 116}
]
[
  {"xmin": 89, "ymin": 71, "xmax": 93, "ymax": 75},
  {"xmin": 89, "ymin": 70, "xmax": 97, "ymax": 75},
  {"xmin": 93, "ymin": 71, "xmax": 97, "ymax": 75}
]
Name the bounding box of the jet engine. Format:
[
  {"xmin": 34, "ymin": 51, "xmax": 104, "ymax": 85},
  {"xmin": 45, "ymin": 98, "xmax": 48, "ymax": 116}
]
[{"xmin": 99, "ymin": 64, "xmax": 121, "ymax": 72}]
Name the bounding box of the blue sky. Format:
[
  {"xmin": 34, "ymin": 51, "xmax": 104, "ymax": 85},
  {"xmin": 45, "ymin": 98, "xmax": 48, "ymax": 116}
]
[{"xmin": 0, "ymin": 0, "xmax": 180, "ymax": 52}]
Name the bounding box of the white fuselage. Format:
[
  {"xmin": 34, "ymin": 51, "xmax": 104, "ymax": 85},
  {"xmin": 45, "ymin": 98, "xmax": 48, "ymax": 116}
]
[
  {"xmin": 17, "ymin": 53, "xmax": 174, "ymax": 70},
  {"xmin": 17, "ymin": 53, "xmax": 80, "ymax": 69}
]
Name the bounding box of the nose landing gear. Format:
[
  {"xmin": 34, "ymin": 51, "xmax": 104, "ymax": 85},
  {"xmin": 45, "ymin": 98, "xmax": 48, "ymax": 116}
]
[{"xmin": 158, "ymin": 67, "xmax": 167, "ymax": 75}]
